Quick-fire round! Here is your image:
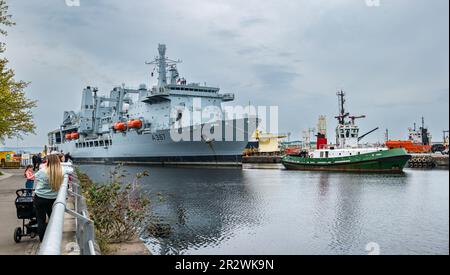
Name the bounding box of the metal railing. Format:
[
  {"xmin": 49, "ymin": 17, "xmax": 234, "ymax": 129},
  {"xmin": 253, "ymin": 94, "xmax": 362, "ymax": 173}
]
[{"xmin": 38, "ymin": 168, "xmax": 97, "ymax": 255}]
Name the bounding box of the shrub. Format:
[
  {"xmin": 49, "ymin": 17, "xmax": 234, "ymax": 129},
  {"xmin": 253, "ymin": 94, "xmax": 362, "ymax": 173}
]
[{"xmin": 76, "ymin": 165, "xmax": 150, "ymax": 253}]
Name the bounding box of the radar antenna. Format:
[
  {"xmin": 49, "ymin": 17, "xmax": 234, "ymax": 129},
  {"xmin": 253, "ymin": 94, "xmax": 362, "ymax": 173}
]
[{"xmin": 145, "ymin": 44, "xmax": 182, "ymax": 87}]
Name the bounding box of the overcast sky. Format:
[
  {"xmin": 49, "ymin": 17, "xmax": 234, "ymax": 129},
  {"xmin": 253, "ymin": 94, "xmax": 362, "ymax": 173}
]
[{"xmin": 2, "ymin": 0, "xmax": 449, "ymax": 147}]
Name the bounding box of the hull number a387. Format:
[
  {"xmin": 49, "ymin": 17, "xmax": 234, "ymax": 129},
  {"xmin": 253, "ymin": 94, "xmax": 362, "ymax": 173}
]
[{"xmin": 152, "ymin": 133, "xmax": 166, "ymax": 141}]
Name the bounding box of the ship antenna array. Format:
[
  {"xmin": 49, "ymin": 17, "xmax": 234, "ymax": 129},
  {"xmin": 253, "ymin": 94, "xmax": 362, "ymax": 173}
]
[
  {"xmin": 335, "ymin": 90, "xmax": 349, "ymax": 125},
  {"xmin": 145, "ymin": 44, "xmax": 182, "ymax": 87},
  {"xmin": 145, "ymin": 57, "xmax": 182, "ymax": 67},
  {"xmin": 335, "ymin": 90, "xmax": 366, "ymax": 125}
]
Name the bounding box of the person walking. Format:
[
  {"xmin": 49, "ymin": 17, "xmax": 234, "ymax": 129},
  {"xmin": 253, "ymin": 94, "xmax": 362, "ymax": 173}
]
[
  {"xmin": 32, "ymin": 154, "xmax": 38, "ymax": 171},
  {"xmin": 36, "ymin": 153, "xmax": 42, "ymax": 169},
  {"xmin": 33, "ymin": 154, "xmax": 73, "ymax": 242}
]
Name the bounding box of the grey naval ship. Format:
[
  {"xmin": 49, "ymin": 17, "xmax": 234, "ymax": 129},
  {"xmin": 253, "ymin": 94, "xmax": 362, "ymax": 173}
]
[{"xmin": 48, "ymin": 44, "xmax": 257, "ymax": 165}]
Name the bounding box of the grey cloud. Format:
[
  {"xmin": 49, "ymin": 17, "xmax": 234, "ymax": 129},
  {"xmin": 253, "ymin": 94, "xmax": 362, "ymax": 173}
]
[
  {"xmin": 278, "ymin": 51, "xmax": 293, "ymax": 57},
  {"xmin": 210, "ymin": 29, "xmax": 239, "ymax": 39},
  {"xmin": 236, "ymin": 46, "xmax": 262, "ymax": 55},
  {"xmin": 252, "ymin": 64, "xmax": 302, "ymax": 90},
  {"xmin": 240, "ymin": 17, "xmax": 268, "ymax": 28}
]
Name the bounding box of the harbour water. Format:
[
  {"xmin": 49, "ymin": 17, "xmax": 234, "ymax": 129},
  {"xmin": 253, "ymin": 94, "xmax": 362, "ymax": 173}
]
[{"xmin": 79, "ymin": 165, "xmax": 449, "ymax": 255}]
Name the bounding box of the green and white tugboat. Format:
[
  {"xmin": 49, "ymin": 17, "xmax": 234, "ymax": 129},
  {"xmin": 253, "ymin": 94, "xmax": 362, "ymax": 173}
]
[{"xmin": 282, "ymin": 91, "xmax": 411, "ymax": 173}]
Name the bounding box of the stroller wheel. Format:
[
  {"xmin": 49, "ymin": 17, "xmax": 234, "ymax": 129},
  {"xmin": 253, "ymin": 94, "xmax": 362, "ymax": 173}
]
[
  {"xmin": 14, "ymin": 227, "xmax": 22, "ymax": 243},
  {"xmin": 30, "ymin": 231, "xmax": 36, "ymax": 239}
]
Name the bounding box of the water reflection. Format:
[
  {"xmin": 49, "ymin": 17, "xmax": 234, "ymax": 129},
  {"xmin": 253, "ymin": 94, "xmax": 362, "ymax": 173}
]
[
  {"xmin": 79, "ymin": 165, "xmax": 448, "ymax": 255},
  {"xmin": 80, "ymin": 165, "xmax": 262, "ymax": 255}
]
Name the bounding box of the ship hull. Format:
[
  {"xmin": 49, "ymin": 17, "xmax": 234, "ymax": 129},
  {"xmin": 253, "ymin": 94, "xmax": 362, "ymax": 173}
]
[
  {"xmin": 54, "ymin": 118, "xmax": 255, "ymax": 166},
  {"xmin": 282, "ymin": 148, "xmax": 411, "ymax": 173},
  {"xmin": 72, "ymin": 155, "xmax": 243, "ymax": 166}
]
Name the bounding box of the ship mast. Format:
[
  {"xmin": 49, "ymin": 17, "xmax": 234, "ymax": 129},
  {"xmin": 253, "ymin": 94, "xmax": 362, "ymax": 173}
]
[
  {"xmin": 157, "ymin": 44, "xmax": 167, "ymax": 87},
  {"xmin": 145, "ymin": 44, "xmax": 182, "ymax": 89},
  {"xmin": 334, "ymin": 91, "xmax": 370, "ymax": 148},
  {"xmin": 335, "ymin": 90, "xmax": 349, "ymax": 125}
]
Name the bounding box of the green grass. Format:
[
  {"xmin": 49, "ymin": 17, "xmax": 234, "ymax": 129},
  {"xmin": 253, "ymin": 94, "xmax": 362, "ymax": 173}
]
[{"xmin": 0, "ymin": 171, "xmax": 3, "ymax": 176}]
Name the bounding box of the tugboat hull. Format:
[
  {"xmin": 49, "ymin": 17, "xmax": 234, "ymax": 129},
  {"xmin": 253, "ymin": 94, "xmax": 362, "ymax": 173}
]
[{"xmin": 282, "ymin": 148, "xmax": 411, "ymax": 173}]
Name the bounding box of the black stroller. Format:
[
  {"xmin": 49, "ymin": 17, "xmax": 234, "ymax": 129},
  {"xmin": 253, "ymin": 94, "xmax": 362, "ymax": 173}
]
[{"xmin": 14, "ymin": 189, "xmax": 38, "ymax": 243}]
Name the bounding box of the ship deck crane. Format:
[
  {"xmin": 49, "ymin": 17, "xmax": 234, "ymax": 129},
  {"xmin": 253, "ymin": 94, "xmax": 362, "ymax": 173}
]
[
  {"xmin": 358, "ymin": 127, "xmax": 379, "ymax": 142},
  {"xmin": 349, "ymin": 115, "xmax": 366, "ymax": 125}
]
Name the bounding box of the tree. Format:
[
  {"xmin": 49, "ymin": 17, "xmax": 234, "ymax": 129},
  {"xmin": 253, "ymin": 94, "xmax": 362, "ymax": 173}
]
[{"xmin": 0, "ymin": 0, "xmax": 36, "ymax": 143}]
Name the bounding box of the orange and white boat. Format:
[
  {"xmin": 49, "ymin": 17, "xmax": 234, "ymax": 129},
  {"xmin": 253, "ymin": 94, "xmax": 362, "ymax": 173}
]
[{"xmin": 386, "ymin": 118, "xmax": 432, "ymax": 153}]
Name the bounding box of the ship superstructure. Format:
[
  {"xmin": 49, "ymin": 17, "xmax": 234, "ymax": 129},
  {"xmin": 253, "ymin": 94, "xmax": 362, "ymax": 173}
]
[
  {"xmin": 48, "ymin": 44, "xmax": 256, "ymax": 165},
  {"xmin": 386, "ymin": 117, "xmax": 432, "ymax": 153}
]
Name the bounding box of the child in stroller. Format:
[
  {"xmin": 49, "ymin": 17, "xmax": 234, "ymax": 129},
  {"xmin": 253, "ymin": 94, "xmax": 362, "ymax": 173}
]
[{"xmin": 14, "ymin": 189, "xmax": 38, "ymax": 243}]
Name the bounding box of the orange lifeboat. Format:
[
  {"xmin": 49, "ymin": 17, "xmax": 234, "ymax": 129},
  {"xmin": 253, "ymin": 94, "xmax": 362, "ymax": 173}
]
[
  {"xmin": 127, "ymin": 119, "xmax": 143, "ymax": 129},
  {"xmin": 113, "ymin": 122, "xmax": 127, "ymax": 132},
  {"xmin": 71, "ymin": 132, "xmax": 79, "ymax": 140},
  {"xmin": 65, "ymin": 133, "xmax": 72, "ymax": 140}
]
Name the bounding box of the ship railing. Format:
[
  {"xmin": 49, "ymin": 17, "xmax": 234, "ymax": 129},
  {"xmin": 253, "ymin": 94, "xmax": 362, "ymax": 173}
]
[
  {"xmin": 303, "ymin": 143, "xmax": 388, "ymax": 151},
  {"xmin": 38, "ymin": 167, "xmax": 98, "ymax": 255}
]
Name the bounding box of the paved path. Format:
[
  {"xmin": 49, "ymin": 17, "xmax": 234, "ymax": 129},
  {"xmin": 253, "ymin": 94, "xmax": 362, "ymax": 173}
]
[
  {"xmin": 0, "ymin": 169, "xmax": 77, "ymax": 255},
  {"xmin": 0, "ymin": 169, "xmax": 39, "ymax": 255},
  {"xmin": 1, "ymin": 168, "xmax": 149, "ymax": 255}
]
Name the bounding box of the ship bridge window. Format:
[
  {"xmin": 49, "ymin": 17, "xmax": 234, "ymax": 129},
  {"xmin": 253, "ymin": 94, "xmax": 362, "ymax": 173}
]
[
  {"xmin": 105, "ymin": 140, "xmax": 109, "ymax": 146},
  {"xmin": 100, "ymin": 140, "xmax": 104, "ymax": 147},
  {"xmin": 94, "ymin": 141, "xmax": 99, "ymax": 147}
]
